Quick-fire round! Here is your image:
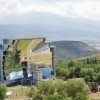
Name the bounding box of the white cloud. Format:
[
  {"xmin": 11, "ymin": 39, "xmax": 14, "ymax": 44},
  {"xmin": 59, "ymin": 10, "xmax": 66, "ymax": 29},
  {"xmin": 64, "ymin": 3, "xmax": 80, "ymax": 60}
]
[{"xmin": 0, "ymin": 0, "xmax": 100, "ymax": 20}]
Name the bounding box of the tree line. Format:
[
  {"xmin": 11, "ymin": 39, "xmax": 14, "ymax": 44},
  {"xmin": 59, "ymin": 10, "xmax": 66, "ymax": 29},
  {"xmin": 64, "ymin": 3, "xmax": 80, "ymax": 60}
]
[
  {"xmin": 56, "ymin": 59, "xmax": 100, "ymax": 84},
  {"xmin": 27, "ymin": 79, "xmax": 89, "ymax": 100}
]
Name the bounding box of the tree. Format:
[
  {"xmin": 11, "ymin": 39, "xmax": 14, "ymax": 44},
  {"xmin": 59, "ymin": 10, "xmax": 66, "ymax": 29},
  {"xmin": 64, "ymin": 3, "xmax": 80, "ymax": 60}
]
[
  {"xmin": 94, "ymin": 66, "xmax": 100, "ymax": 73},
  {"xmin": 75, "ymin": 93, "xmax": 88, "ymax": 100},
  {"xmin": 37, "ymin": 81, "xmax": 55, "ymax": 97},
  {"xmin": 46, "ymin": 94, "xmax": 72, "ymax": 100},
  {"xmin": 92, "ymin": 76, "xmax": 97, "ymax": 82},
  {"xmin": 60, "ymin": 68, "xmax": 70, "ymax": 77},
  {"xmin": 46, "ymin": 94, "xmax": 63, "ymax": 100},
  {"xmin": 56, "ymin": 67, "xmax": 61, "ymax": 76},
  {"xmin": 84, "ymin": 76, "xmax": 90, "ymax": 83},
  {"xmin": 55, "ymin": 80, "xmax": 67, "ymax": 96},
  {"xmin": 68, "ymin": 61, "xmax": 75, "ymax": 67},
  {"xmin": 14, "ymin": 50, "xmax": 20, "ymax": 64},
  {"xmin": 27, "ymin": 79, "xmax": 89, "ymax": 100},
  {"xmin": 69, "ymin": 67, "xmax": 75, "ymax": 78},
  {"xmin": 65, "ymin": 79, "xmax": 89, "ymax": 100},
  {"xmin": 0, "ymin": 83, "xmax": 7, "ymax": 100},
  {"xmin": 86, "ymin": 58, "xmax": 90, "ymax": 64},
  {"xmin": 56, "ymin": 60, "xmax": 67, "ymax": 68},
  {"xmin": 80, "ymin": 68, "xmax": 95, "ymax": 79},
  {"xmin": 27, "ymin": 86, "xmax": 38, "ymax": 98},
  {"xmin": 74, "ymin": 66, "xmax": 81, "ymax": 78},
  {"xmin": 86, "ymin": 68, "xmax": 95, "ymax": 81},
  {"xmin": 97, "ymin": 72, "xmax": 100, "ymax": 84},
  {"xmin": 94, "ymin": 58, "xmax": 97, "ymax": 64}
]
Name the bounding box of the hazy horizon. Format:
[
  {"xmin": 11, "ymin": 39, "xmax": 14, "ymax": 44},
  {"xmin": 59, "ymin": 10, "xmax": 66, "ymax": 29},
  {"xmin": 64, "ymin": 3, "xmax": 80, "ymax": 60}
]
[{"xmin": 0, "ymin": 0, "xmax": 100, "ymax": 41}]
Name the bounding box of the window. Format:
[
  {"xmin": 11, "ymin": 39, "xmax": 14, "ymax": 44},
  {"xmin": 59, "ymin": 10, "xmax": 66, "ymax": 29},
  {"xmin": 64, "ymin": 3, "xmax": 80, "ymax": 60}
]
[
  {"xmin": 23, "ymin": 68, "xmax": 27, "ymax": 72},
  {"xmin": 0, "ymin": 44, "xmax": 3, "ymax": 50},
  {"xmin": 3, "ymin": 39, "xmax": 9, "ymax": 44},
  {"xmin": 3, "ymin": 51, "xmax": 7, "ymax": 55}
]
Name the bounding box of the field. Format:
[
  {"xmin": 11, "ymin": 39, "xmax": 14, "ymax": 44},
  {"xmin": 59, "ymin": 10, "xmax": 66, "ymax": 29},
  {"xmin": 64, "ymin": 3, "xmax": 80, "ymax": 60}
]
[
  {"xmin": 89, "ymin": 93, "xmax": 100, "ymax": 100},
  {"xmin": 7, "ymin": 85, "xmax": 31, "ymax": 100}
]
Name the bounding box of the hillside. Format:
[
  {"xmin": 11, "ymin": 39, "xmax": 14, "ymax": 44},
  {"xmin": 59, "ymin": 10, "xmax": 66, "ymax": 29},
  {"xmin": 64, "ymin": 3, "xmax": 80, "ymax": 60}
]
[{"xmin": 50, "ymin": 41, "xmax": 100, "ymax": 61}]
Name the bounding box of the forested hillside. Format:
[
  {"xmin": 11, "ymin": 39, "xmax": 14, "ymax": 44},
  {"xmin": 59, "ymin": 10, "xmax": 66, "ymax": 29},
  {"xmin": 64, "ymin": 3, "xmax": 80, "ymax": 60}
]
[{"xmin": 56, "ymin": 55, "xmax": 100, "ymax": 84}]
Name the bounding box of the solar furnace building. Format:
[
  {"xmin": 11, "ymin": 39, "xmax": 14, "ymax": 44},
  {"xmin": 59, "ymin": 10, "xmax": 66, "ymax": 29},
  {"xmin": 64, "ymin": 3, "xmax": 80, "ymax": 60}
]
[{"xmin": 0, "ymin": 38, "xmax": 55, "ymax": 83}]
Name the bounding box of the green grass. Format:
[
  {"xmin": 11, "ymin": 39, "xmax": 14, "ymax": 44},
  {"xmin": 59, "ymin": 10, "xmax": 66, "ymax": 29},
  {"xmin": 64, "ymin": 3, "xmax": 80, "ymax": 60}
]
[{"xmin": 17, "ymin": 39, "xmax": 33, "ymax": 57}]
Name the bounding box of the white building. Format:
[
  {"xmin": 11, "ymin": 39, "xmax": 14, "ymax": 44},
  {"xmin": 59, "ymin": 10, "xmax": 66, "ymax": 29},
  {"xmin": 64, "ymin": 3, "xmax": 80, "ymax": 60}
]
[{"xmin": 30, "ymin": 62, "xmax": 44, "ymax": 84}]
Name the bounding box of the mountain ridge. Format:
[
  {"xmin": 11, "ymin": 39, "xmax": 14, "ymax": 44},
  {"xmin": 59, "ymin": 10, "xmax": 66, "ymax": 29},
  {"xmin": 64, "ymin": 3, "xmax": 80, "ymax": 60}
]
[
  {"xmin": 0, "ymin": 12, "xmax": 100, "ymax": 40},
  {"xmin": 50, "ymin": 40, "xmax": 100, "ymax": 61}
]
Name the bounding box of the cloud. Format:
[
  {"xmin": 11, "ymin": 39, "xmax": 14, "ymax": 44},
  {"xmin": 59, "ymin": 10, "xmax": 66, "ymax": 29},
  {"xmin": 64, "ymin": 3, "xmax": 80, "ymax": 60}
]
[{"xmin": 0, "ymin": 0, "xmax": 100, "ymax": 20}]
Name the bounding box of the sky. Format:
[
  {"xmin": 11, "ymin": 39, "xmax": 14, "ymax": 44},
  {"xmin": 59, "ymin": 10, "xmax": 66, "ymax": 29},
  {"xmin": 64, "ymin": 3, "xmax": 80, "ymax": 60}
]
[
  {"xmin": 0, "ymin": 0, "xmax": 100, "ymax": 21},
  {"xmin": 0, "ymin": 0, "xmax": 100, "ymax": 41}
]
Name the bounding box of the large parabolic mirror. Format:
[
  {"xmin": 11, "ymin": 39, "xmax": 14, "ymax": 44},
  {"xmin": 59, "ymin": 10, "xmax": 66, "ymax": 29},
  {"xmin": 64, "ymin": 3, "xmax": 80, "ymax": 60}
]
[{"xmin": 4, "ymin": 38, "xmax": 54, "ymax": 76}]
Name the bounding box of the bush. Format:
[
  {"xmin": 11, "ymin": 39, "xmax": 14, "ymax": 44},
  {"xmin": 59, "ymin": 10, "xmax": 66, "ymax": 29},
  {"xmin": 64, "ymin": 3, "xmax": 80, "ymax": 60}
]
[
  {"xmin": 75, "ymin": 93, "xmax": 88, "ymax": 100},
  {"xmin": 97, "ymin": 72, "xmax": 100, "ymax": 84},
  {"xmin": 68, "ymin": 61, "xmax": 75, "ymax": 67},
  {"xmin": 27, "ymin": 79, "xmax": 89, "ymax": 100},
  {"xmin": 0, "ymin": 83, "xmax": 7, "ymax": 100},
  {"xmin": 66, "ymin": 79, "xmax": 89, "ymax": 100},
  {"xmin": 84, "ymin": 76, "xmax": 90, "ymax": 83},
  {"xmin": 37, "ymin": 81, "xmax": 55, "ymax": 95}
]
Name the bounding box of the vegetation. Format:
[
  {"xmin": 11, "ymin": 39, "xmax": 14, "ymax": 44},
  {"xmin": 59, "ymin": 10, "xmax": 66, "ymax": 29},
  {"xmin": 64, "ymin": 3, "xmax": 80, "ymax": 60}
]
[
  {"xmin": 0, "ymin": 83, "xmax": 7, "ymax": 100},
  {"xmin": 27, "ymin": 79, "xmax": 89, "ymax": 100},
  {"xmin": 3, "ymin": 40, "xmax": 100, "ymax": 100},
  {"xmin": 56, "ymin": 57, "xmax": 100, "ymax": 84}
]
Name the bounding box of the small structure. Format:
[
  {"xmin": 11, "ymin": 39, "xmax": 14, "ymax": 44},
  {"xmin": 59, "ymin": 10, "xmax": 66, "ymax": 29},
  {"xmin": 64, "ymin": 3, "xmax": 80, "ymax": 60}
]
[
  {"xmin": 88, "ymin": 82, "xmax": 98, "ymax": 92},
  {"xmin": 30, "ymin": 62, "xmax": 45, "ymax": 84}
]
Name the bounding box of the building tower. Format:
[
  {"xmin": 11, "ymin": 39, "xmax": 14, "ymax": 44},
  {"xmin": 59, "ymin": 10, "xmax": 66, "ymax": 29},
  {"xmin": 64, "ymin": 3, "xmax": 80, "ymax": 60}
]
[
  {"xmin": 50, "ymin": 46, "xmax": 56, "ymax": 77},
  {"xmin": 0, "ymin": 39, "xmax": 13, "ymax": 82},
  {"xmin": 21, "ymin": 61, "xmax": 28, "ymax": 78}
]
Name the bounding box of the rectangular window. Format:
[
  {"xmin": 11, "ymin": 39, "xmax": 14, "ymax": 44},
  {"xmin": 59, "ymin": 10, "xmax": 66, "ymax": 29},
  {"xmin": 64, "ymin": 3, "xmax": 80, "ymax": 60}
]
[
  {"xmin": 0, "ymin": 44, "xmax": 3, "ymax": 50},
  {"xmin": 3, "ymin": 39, "xmax": 9, "ymax": 44}
]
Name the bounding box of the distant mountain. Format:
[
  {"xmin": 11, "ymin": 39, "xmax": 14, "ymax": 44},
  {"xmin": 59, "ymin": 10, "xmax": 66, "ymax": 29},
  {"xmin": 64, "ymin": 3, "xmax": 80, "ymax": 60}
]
[
  {"xmin": 83, "ymin": 40, "xmax": 100, "ymax": 50},
  {"xmin": 0, "ymin": 12, "xmax": 100, "ymax": 40},
  {"xmin": 50, "ymin": 41, "xmax": 100, "ymax": 61}
]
